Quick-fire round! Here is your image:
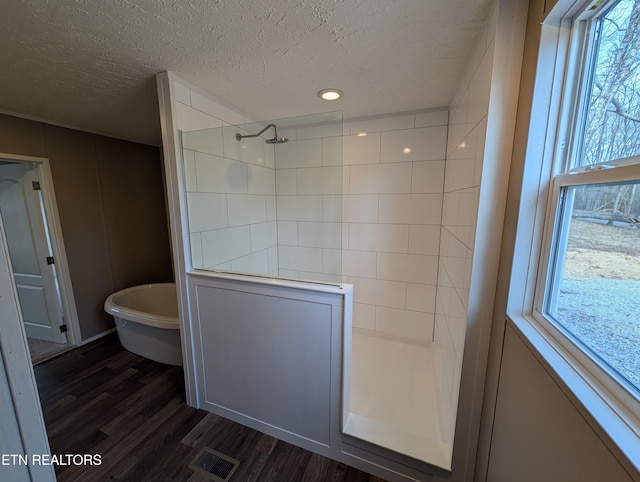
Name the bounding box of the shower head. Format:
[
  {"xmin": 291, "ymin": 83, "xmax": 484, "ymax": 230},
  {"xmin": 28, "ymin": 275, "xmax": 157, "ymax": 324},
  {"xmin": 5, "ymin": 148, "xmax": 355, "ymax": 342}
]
[
  {"xmin": 265, "ymin": 137, "xmax": 289, "ymax": 144},
  {"xmin": 236, "ymin": 123, "xmax": 288, "ymax": 144}
]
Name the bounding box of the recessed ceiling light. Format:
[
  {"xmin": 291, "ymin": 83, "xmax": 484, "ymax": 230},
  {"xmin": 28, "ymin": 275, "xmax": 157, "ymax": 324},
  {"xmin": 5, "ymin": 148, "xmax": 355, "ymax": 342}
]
[
  {"xmin": 318, "ymin": 88, "xmax": 343, "ymax": 101},
  {"xmin": 356, "ymin": 132, "xmax": 368, "ymax": 137}
]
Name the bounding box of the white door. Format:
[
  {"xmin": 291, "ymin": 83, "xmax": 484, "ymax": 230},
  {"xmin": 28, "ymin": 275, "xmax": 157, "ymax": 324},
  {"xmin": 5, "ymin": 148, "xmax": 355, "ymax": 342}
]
[{"xmin": 0, "ymin": 162, "xmax": 67, "ymax": 343}]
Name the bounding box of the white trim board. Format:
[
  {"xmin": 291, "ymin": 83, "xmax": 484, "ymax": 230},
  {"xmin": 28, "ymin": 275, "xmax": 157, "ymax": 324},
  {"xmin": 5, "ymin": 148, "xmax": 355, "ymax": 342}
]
[{"xmin": 0, "ymin": 204, "xmax": 56, "ymax": 482}]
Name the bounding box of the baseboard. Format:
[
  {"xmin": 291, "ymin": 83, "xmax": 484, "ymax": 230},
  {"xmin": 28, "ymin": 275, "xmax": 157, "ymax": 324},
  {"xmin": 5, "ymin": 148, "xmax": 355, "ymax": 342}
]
[{"xmin": 79, "ymin": 328, "xmax": 117, "ymax": 346}]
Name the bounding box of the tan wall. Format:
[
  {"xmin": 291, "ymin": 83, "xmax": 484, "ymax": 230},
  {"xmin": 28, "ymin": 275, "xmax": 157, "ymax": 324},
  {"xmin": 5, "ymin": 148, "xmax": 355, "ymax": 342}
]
[
  {"xmin": 0, "ymin": 114, "xmax": 172, "ymax": 341},
  {"xmin": 486, "ymin": 325, "xmax": 635, "ymax": 482}
]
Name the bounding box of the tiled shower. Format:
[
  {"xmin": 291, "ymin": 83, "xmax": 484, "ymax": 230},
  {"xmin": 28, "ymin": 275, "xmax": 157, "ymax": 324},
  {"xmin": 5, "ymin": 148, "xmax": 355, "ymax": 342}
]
[
  {"xmin": 342, "ymin": 111, "xmax": 447, "ymax": 342},
  {"xmin": 170, "ymin": 0, "xmax": 500, "ymax": 467}
]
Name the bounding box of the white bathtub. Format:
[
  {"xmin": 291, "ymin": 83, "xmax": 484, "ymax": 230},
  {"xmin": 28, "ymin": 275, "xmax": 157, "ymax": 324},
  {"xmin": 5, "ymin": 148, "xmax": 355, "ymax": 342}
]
[{"xmin": 104, "ymin": 283, "xmax": 182, "ymax": 366}]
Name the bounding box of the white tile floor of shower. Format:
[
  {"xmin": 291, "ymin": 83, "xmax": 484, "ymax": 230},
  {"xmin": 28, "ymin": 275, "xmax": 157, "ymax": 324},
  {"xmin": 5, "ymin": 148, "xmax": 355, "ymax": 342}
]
[{"xmin": 343, "ymin": 329, "xmax": 451, "ymax": 468}]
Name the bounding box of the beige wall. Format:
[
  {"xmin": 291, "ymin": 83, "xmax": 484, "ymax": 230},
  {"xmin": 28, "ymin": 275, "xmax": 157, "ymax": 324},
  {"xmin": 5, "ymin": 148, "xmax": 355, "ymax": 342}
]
[
  {"xmin": 486, "ymin": 325, "xmax": 635, "ymax": 482},
  {"xmin": 0, "ymin": 114, "xmax": 172, "ymax": 341}
]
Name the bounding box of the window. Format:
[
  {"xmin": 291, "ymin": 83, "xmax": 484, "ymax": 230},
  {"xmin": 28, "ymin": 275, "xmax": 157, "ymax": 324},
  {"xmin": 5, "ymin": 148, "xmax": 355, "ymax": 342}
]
[
  {"xmin": 536, "ymin": 0, "xmax": 640, "ymax": 405},
  {"xmin": 576, "ymin": 0, "xmax": 640, "ymax": 168}
]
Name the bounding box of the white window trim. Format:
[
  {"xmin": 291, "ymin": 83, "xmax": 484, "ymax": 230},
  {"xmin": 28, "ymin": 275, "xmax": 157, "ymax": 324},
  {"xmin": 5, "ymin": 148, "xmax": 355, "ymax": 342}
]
[
  {"xmin": 507, "ymin": 0, "xmax": 640, "ymax": 473},
  {"xmin": 533, "ymin": 167, "xmax": 640, "ymax": 417}
]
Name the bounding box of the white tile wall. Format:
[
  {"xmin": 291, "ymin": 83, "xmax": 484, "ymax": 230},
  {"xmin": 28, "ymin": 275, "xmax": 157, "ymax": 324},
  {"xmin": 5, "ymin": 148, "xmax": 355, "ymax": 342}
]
[
  {"xmin": 349, "ymin": 223, "xmax": 409, "ymax": 253},
  {"xmin": 186, "ymin": 193, "xmax": 228, "ymax": 232},
  {"xmin": 266, "ymin": 196, "xmax": 276, "ymax": 221},
  {"xmin": 344, "ymin": 134, "xmax": 381, "ymax": 165},
  {"xmin": 415, "ymin": 110, "xmax": 449, "ymax": 128},
  {"xmin": 201, "ymin": 226, "xmax": 251, "ymax": 268},
  {"xmin": 378, "ymin": 194, "xmax": 442, "ymax": 225},
  {"xmin": 190, "ymin": 90, "xmax": 246, "ymax": 125},
  {"xmin": 269, "ymin": 124, "xmax": 344, "ymax": 281},
  {"xmin": 176, "ymin": 81, "xmax": 277, "ymax": 276},
  {"xmin": 349, "ymin": 163, "xmax": 413, "ymax": 194},
  {"xmin": 268, "ymin": 246, "xmax": 278, "ymax": 272},
  {"xmin": 343, "ymin": 195, "xmax": 379, "ymax": 223},
  {"xmin": 195, "ymin": 152, "xmax": 248, "ymax": 194},
  {"xmin": 353, "ymin": 303, "xmax": 376, "ymax": 330},
  {"xmin": 444, "ymin": 158, "xmax": 475, "ymax": 193},
  {"xmin": 350, "ymin": 276, "xmax": 407, "ymax": 309},
  {"xmin": 343, "ymin": 250, "xmax": 377, "ymax": 278},
  {"xmin": 322, "ymin": 195, "xmax": 342, "ymax": 222},
  {"xmin": 375, "ymin": 307, "xmax": 434, "ymax": 340},
  {"xmin": 322, "ymin": 137, "xmax": 343, "ymax": 166},
  {"xmin": 381, "ymin": 126, "xmax": 447, "ymax": 163},
  {"xmin": 248, "ymin": 164, "xmax": 276, "ymax": 195},
  {"xmin": 277, "ymin": 221, "xmax": 298, "ymax": 246},
  {"xmin": 231, "ymin": 250, "xmax": 270, "ymax": 274},
  {"xmin": 250, "ymin": 222, "xmax": 277, "ymax": 252},
  {"xmin": 297, "ymin": 166, "xmax": 342, "ymax": 194},
  {"xmin": 276, "ymin": 138, "xmax": 323, "ymax": 169},
  {"xmin": 406, "ymin": 283, "xmax": 437, "ymax": 313},
  {"xmin": 227, "ymin": 194, "xmax": 266, "ymax": 226},
  {"xmin": 349, "ymin": 114, "xmax": 415, "ymax": 134},
  {"xmin": 340, "ymin": 110, "xmax": 449, "ymax": 343},
  {"xmin": 322, "ymin": 248, "xmax": 342, "ymax": 276},
  {"xmin": 298, "ymin": 222, "xmax": 342, "ymax": 249},
  {"xmin": 278, "ymin": 245, "xmax": 323, "ymax": 272},
  {"xmin": 376, "ymin": 253, "xmax": 438, "ymax": 285},
  {"xmin": 277, "ymin": 195, "xmax": 323, "ymax": 221},
  {"xmin": 275, "ymin": 169, "xmax": 297, "ymax": 195},
  {"xmin": 183, "ymin": 149, "xmax": 197, "ymax": 192},
  {"xmin": 177, "ymin": 79, "xmax": 448, "ymax": 343},
  {"xmin": 223, "ymin": 126, "xmax": 268, "ymax": 165},
  {"xmin": 411, "ymin": 161, "xmax": 446, "ymax": 193},
  {"xmin": 181, "ymin": 122, "xmax": 224, "ymax": 156},
  {"xmin": 408, "ymin": 225, "xmax": 441, "ymax": 256},
  {"xmin": 190, "ymin": 233, "xmax": 203, "ymax": 269},
  {"xmin": 176, "ymin": 103, "xmax": 223, "ymax": 132},
  {"xmin": 296, "ymin": 121, "xmax": 342, "ymax": 140},
  {"xmin": 173, "ymin": 81, "xmax": 191, "ymax": 105},
  {"xmin": 432, "ymin": 0, "xmax": 501, "ymax": 453}
]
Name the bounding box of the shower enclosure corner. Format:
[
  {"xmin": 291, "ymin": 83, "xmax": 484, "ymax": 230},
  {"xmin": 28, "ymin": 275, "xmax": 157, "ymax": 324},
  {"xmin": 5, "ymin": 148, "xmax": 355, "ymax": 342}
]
[{"xmin": 179, "ymin": 108, "xmax": 455, "ymax": 476}]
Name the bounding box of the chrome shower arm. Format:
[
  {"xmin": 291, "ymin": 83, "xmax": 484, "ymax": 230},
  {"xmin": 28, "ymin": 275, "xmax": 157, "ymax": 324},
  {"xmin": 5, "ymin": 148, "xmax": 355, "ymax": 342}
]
[{"xmin": 236, "ymin": 124, "xmax": 278, "ymax": 141}]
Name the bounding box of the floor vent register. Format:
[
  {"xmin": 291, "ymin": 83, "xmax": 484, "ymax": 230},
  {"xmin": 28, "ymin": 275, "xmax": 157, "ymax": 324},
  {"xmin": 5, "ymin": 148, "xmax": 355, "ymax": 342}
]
[{"xmin": 189, "ymin": 448, "xmax": 240, "ymax": 481}]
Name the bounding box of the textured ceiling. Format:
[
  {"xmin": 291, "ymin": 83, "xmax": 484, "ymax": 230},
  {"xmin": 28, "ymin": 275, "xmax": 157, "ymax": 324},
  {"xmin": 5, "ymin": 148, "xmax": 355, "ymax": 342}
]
[{"xmin": 0, "ymin": 0, "xmax": 493, "ymax": 146}]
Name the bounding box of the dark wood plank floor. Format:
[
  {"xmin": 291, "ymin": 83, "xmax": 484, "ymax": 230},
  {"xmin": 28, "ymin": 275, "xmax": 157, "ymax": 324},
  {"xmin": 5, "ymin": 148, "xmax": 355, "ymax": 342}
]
[{"xmin": 35, "ymin": 334, "xmax": 387, "ymax": 482}]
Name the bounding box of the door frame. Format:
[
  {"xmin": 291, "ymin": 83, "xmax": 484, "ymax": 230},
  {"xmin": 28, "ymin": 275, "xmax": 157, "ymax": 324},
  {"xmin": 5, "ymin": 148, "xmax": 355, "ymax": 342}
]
[
  {"xmin": 0, "ymin": 206, "xmax": 56, "ymax": 482},
  {"xmin": 0, "ymin": 152, "xmax": 81, "ymax": 348}
]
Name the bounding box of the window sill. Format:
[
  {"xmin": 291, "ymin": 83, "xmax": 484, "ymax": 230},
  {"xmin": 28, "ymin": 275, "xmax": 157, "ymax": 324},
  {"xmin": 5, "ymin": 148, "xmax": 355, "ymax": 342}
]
[{"xmin": 506, "ymin": 312, "xmax": 640, "ymax": 474}]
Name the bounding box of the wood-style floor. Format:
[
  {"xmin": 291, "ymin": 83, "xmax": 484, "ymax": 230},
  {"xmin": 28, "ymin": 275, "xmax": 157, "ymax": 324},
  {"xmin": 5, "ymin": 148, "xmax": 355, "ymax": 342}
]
[{"xmin": 35, "ymin": 334, "xmax": 387, "ymax": 482}]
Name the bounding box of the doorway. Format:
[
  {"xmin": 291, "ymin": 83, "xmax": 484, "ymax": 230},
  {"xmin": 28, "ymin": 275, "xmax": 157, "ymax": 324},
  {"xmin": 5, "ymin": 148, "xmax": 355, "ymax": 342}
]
[{"xmin": 0, "ymin": 154, "xmax": 79, "ymax": 363}]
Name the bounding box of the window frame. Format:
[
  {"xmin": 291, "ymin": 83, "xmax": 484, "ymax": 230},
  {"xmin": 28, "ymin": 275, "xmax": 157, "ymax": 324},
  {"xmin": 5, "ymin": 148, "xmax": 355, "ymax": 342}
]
[
  {"xmin": 534, "ymin": 163, "xmax": 640, "ymax": 417},
  {"xmin": 508, "ymin": 0, "xmax": 640, "ymax": 471}
]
